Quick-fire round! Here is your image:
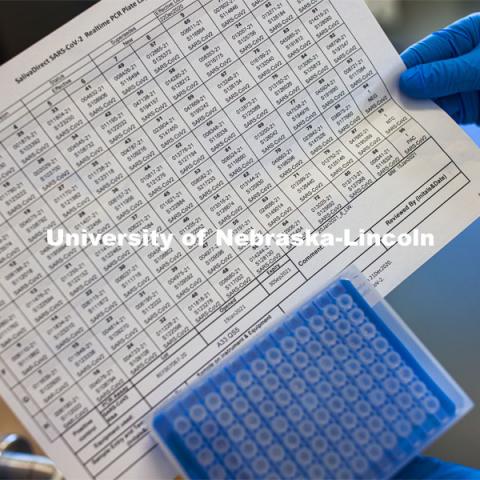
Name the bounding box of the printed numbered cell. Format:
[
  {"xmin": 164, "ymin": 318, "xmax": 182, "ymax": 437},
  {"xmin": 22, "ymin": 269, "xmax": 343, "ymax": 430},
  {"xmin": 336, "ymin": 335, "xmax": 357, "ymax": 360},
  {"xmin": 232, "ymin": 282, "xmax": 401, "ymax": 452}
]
[
  {"xmin": 278, "ymin": 162, "xmax": 328, "ymax": 207},
  {"xmin": 225, "ymin": 86, "xmax": 274, "ymax": 134},
  {"xmin": 191, "ymin": 237, "xmax": 236, "ymax": 277},
  {"xmin": 183, "ymin": 160, "xmax": 227, "ymax": 203},
  {"xmin": 261, "ymin": 65, "xmax": 303, "ymax": 109},
  {"xmin": 136, "ymin": 31, "xmax": 183, "ymax": 77},
  {"xmin": 84, "ymin": 234, "xmax": 134, "ymax": 275},
  {"xmin": 34, "ymin": 302, "xmax": 83, "ymax": 352},
  {"xmin": 368, "ymin": 100, "xmax": 410, "ymax": 137},
  {"xmin": 144, "ymin": 303, "xmax": 191, "ymax": 346},
  {"xmin": 46, "ymin": 176, "xmax": 95, "ymax": 223},
  {"xmin": 279, "ymin": 90, "xmax": 320, "ymax": 134},
  {"xmin": 163, "ymin": 133, "xmax": 209, "ymax": 178},
  {"xmin": 1, "ymin": 329, "xmax": 52, "ymax": 381},
  {"xmin": 35, "ymin": 96, "xmax": 86, "ymax": 143},
  {"xmin": 195, "ymin": 111, "xmax": 239, "ymax": 156},
  {"xmin": 23, "ymin": 147, "xmax": 73, "ymax": 194},
  {"xmin": 300, "ymin": 184, "xmax": 346, "ymax": 228},
  {"xmin": 117, "ymin": 202, "xmax": 165, "ymax": 238},
  {"xmin": 179, "ymin": 283, "xmax": 224, "ymax": 326},
  {"xmin": 22, "ymin": 358, "xmax": 73, "ymax": 408},
  {"xmin": 56, "ymin": 252, "xmax": 100, "ymax": 300},
  {"xmin": 294, "ymin": 114, "xmax": 336, "ymax": 159},
  {"xmin": 0, "ymin": 142, "xmax": 17, "ymax": 181},
  {"xmin": 122, "ymin": 81, "xmax": 171, "ymax": 126},
  {"xmin": 314, "ymin": 140, "xmax": 356, "ymax": 181},
  {"xmin": 70, "ymin": 279, "xmax": 118, "ymax": 327},
  {"xmin": 240, "ymin": 245, "xmax": 284, "ymax": 275},
  {"xmin": 301, "ymin": 0, "xmax": 343, "ymax": 42},
  {"xmin": 272, "ymin": 19, "xmax": 314, "ymax": 62},
  {"xmin": 362, "ymin": 140, "xmax": 402, "ymax": 179},
  {"xmin": 202, "ymin": 184, "xmax": 245, "ymax": 228},
  {"xmin": 255, "ymin": 0, "xmax": 296, "ymax": 36},
  {"xmin": 340, "ymin": 119, "xmax": 383, "ymax": 158},
  {"xmin": 269, "ymin": 211, "xmax": 312, "ymax": 248},
  {"xmin": 110, "ymin": 131, "xmax": 159, "ymax": 175},
  {"xmin": 58, "ymin": 123, "xmax": 106, "ymax": 170},
  {"xmin": 324, "ymin": 95, "xmax": 364, "ymax": 137},
  {"xmin": 137, "ymin": 235, "xmax": 185, "ymax": 277},
  {"xmin": 113, "ymin": 330, "xmax": 160, "ymax": 378},
  {"xmin": 79, "ymin": 151, "xmax": 126, "ymax": 196},
  {"xmin": 169, "ymin": 207, "xmax": 216, "ymax": 248},
  {"xmin": 80, "ymin": 357, "xmax": 127, "ymax": 404},
  {"xmin": 168, "ymin": 7, "xmax": 220, "ymax": 56},
  {"xmin": 388, "ymin": 120, "xmax": 429, "ymax": 157},
  {"xmin": 204, "ymin": 0, "xmax": 248, "ymax": 31},
  {"xmin": 105, "ymin": 254, "xmax": 153, "ymax": 301},
  {"xmin": 43, "ymin": 384, "xmax": 97, "ymax": 437},
  {"xmin": 243, "ymin": 39, "xmax": 285, "ymax": 83},
  {"xmin": 130, "ymin": 152, "xmax": 178, "ymax": 201},
  {"xmin": 176, "ymin": 85, "xmax": 221, "ymax": 130},
  {"xmin": 32, "ymin": 222, "xmax": 79, "ymax": 271},
  {"xmin": 150, "ymin": 179, "xmax": 196, "ymax": 226},
  {"xmin": 318, "ymin": 24, "xmax": 360, "ymax": 66},
  {"xmin": 92, "ymin": 305, "xmax": 140, "ymax": 353},
  {"xmin": 247, "ymin": 112, "xmax": 290, "ymax": 158},
  {"xmin": 126, "ymin": 277, "xmax": 172, "ymax": 324},
  {"xmin": 55, "ymin": 331, "xmax": 107, "ymax": 380},
  {"xmin": 211, "ymin": 137, "xmax": 256, "ymax": 181},
  {"xmin": 100, "ymin": 177, "xmax": 145, "ymax": 223},
  {"xmin": 187, "ymin": 34, "xmax": 238, "ymax": 81},
  {"xmin": 69, "ymin": 71, "xmax": 121, "ymax": 120},
  {"xmin": 290, "ymin": 45, "xmax": 331, "ymax": 87},
  {"xmin": 210, "ymin": 259, "xmax": 255, "ymax": 300},
  {"xmin": 230, "ymin": 162, "xmax": 274, "ymax": 206},
  {"xmin": 102, "ymin": 52, "xmax": 152, "ymax": 98},
  {"xmin": 206, "ymin": 62, "xmax": 256, "ymax": 109},
  {"xmin": 2, "ymin": 118, "xmax": 52, "ymax": 167},
  {"xmin": 335, "ymin": 50, "xmax": 375, "ymax": 92},
  {"xmin": 221, "ymin": 210, "xmax": 264, "ymax": 255},
  {"xmin": 261, "ymin": 137, "xmax": 308, "ymax": 184},
  {"xmin": 158, "ymin": 255, "xmax": 206, "ymax": 302},
  {"xmin": 157, "ymin": 59, "xmax": 202, "ymax": 104},
  {"xmin": 351, "ymin": 75, "xmax": 391, "ymax": 117},
  {"xmin": 0, "ymin": 170, "xmax": 36, "ymax": 219},
  {"xmin": 287, "ymin": 0, "xmax": 322, "ymax": 16},
  {"xmin": 0, "ymin": 223, "xmax": 21, "ymax": 267},
  {"xmin": 90, "ymin": 102, "xmax": 139, "ymax": 147},
  {"xmin": 308, "ymin": 70, "xmax": 348, "ymax": 114},
  {"xmin": 224, "ymin": 13, "xmax": 267, "ymax": 57},
  {"xmin": 142, "ymin": 106, "xmax": 190, "ymax": 152},
  {"xmin": 249, "ymin": 187, "xmax": 295, "ymax": 230}
]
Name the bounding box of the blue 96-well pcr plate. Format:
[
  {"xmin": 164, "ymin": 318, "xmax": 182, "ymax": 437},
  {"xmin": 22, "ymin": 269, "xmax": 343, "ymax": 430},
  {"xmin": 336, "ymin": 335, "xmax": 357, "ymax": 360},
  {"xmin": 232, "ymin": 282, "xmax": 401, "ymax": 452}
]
[{"xmin": 151, "ymin": 275, "xmax": 472, "ymax": 479}]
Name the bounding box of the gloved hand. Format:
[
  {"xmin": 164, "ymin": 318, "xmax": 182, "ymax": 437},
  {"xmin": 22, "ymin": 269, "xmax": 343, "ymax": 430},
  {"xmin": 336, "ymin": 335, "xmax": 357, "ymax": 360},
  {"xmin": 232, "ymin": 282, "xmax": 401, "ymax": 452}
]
[
  {"xmin": 399, "ymin": 14, "xmax": 480, "ymax": 124},
  {"xmin": 396, "ymin": 456, "xmax": 480, "ymax": 479}
]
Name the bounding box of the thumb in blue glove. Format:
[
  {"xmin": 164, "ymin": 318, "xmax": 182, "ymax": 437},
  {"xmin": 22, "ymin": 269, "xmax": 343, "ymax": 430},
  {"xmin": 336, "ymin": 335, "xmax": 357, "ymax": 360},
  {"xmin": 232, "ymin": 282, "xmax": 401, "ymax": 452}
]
[{"xmin": 399, "ymin": 14, "xmax": 480, "ymax": 124}]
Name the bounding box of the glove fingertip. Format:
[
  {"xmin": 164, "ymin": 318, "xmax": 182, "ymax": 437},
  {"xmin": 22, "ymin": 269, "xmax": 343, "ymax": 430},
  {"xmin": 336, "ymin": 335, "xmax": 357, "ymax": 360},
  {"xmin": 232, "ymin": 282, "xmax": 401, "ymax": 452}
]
[
  {"xmin": 399, "ymin": 67, "xmax": 429, "ymax": 99},
  {"xmin": 401, "ymin": 48, "xmax": 422, "ymax": 69}
]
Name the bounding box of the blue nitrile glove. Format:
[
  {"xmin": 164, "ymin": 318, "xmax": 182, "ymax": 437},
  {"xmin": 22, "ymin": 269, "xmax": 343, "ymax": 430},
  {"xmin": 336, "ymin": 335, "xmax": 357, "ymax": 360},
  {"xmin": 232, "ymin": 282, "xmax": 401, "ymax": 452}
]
[
  {"xmin": 399, "ymin": 14, "xmax": 480, "ymax": 124},
  {"xmin": 396, "ymin": 456, "xmax": 480, "ymax": 479}
]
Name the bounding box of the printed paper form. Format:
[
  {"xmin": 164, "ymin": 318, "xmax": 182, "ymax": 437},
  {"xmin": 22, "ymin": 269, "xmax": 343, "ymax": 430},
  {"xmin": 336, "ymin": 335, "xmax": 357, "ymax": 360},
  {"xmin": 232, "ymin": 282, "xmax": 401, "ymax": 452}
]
[{"xmin": 0, "ymin": 0, "xmax": 479, "ymax": 477}]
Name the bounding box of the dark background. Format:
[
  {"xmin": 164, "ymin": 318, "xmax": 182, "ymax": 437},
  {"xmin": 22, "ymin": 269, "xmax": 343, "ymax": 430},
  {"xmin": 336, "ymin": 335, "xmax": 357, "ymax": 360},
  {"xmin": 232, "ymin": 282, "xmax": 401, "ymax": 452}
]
[
  {"xmin": 0, "ymin": 1, "xmax": 95, "ymax": 64},
  {"xmin": 1, "ymin": 1, "xmax": 480, "ymax": 64},
  {"xmin": 0, "ymin": 0, "xmax": 479, "ymax": 470}
]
